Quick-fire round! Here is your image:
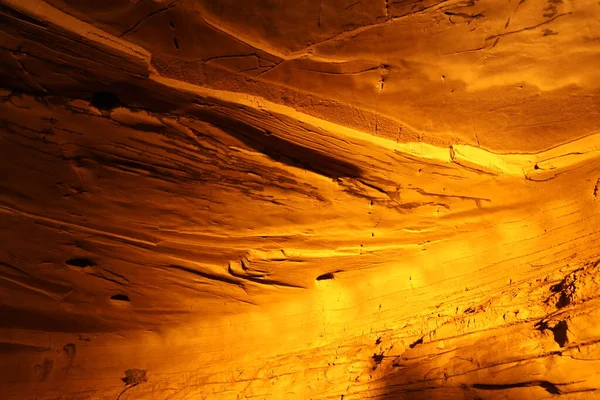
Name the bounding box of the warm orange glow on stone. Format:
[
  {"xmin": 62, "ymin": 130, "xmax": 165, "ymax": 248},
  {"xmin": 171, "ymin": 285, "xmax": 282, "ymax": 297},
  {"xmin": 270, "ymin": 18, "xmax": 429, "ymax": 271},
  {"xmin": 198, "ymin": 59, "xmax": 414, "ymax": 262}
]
[{"xmin": 1, "ymin": 0, "xmax": 600, "ymax": 399}]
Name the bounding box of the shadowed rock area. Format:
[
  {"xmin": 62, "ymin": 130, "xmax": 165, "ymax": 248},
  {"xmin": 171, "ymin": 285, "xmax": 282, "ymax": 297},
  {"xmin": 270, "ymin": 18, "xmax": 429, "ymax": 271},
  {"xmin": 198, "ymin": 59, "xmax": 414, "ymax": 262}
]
[{"xmin": 1, "ymin": 0, "xmax": 600, "ymax": 399}]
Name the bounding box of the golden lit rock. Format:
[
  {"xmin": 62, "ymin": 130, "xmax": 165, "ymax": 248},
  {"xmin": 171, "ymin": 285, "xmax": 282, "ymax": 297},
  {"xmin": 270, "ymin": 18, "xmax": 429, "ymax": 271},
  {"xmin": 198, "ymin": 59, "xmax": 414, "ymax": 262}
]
[{"xmin": 1, "ymin": 0, "xmax": 600, "ymax": 399}]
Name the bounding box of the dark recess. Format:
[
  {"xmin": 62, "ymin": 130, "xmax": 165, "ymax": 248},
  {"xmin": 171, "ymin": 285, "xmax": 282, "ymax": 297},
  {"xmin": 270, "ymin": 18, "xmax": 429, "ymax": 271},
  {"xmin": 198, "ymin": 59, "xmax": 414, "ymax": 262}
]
[
  {"xmin": 409, "ymin": 337, "xmax": 423, "ymax": 348},
  {"xmin": 316, "ymin": 272, "xmax": 335, "ymax": 281},
  {"xmin": 552, "ymin": 320, "xmax": 569, "ymax": 347},
  {"xmin": 550, "ymin": 278, "xmax": 571, "ymax": 308},
  {"xmin": 472, "ymin": 380, "xmax": 561, "ymax": 395},
  {"xmin": 91, "ymin": 91, "xmax": 120, "ymax": 110},
  {"xmin": 110, "ymin": 294, "xmax": 130, "ymax": 302},
  {"xmin": 535, "ymin": 319, "xmax": 569, "ymax": 347},
  {"xmin": 65, "ymin": 257, "xmax": 95, "ymax": 268},
  {"xmin": 372, "ymin": 352, "xmax": 384, "ymax": 365}
]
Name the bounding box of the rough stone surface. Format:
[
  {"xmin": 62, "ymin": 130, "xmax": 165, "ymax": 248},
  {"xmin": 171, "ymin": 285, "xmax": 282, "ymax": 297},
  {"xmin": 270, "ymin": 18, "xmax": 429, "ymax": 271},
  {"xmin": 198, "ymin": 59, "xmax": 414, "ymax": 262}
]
[{"xmin": 1, "ymin": 1, "xmax": 600, "ymax": 399}]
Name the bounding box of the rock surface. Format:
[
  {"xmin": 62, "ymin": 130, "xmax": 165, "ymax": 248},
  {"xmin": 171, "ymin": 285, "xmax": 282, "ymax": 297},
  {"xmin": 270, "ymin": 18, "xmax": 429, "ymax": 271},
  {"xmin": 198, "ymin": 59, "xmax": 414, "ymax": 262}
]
[{"xmin": 1, "ymin": 0, "xmax": 600, "ymax": 399}]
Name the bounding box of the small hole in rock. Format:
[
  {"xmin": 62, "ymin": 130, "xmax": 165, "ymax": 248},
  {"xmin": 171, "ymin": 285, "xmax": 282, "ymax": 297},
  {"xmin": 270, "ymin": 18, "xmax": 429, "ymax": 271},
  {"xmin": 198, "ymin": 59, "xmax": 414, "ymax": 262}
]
[
  {"xmin": 169, "ymin": 21, "xmax": 175, "ymax": 28},
  {"xmin": 409, "ymin": 337, "xmax": 423, "ymax": 348},
  {"xmin": 65, "ymin": 258, "xmax": 95, "ymax": 268},
  {"xmin": 111, "ymin": 294, "xmax": 130, "ymax": 302},
  {"xmin": 552, "ymin": 320, "xmax": 569, "ymax": 347},
  {"xmin": 372, "ymin": 352, "xmax": 384, "ymax": 365},
  {"xmin": 316, "ymin": 272, "xmax": 335, "ymax": 281},
  {"xmin": 91, "ymin": 92, "xmax": 120, "ymax": 111},
  {"xmin": 121, "ymin": 369, "xmax": 147, "ymax": 385},
  {"xmin": 173, "ymin": 37, "xmax": 179, "ymax": 50}
]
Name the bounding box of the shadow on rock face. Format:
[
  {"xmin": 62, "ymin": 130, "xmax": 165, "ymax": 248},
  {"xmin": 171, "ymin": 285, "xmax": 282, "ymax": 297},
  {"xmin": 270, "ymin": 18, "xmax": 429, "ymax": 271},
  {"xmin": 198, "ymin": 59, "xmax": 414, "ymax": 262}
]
[
  {"xmin": 191, "ymin": 108, "xmax": 363, "ymax": 180},
  {"xmin": 75, "ymin": 81, "xmax": 364, "ymax": 181},
  {"xmin": 375, "ymin": 383, "xmax": 482, "ymax": 400},
  {"xmin": 377, "ymin": 372, "xmax": 563, "ymax": 400}
]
